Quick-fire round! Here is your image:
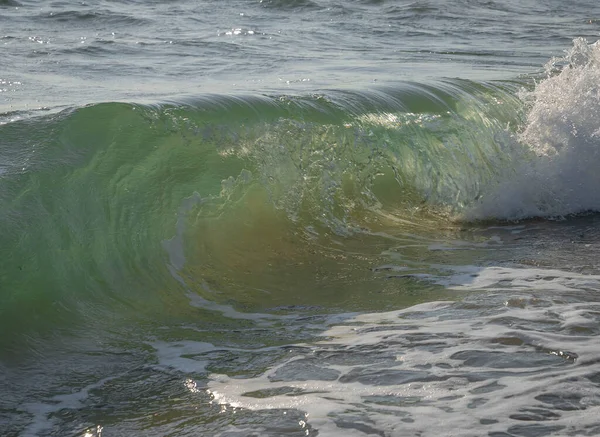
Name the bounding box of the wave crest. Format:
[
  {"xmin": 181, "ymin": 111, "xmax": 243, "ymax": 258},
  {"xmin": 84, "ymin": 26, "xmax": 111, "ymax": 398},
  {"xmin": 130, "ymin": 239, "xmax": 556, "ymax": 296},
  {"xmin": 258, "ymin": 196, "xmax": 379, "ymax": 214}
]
[{"xmin": 467, "ymin": 38, "xmax": 600, "ymax": 220}]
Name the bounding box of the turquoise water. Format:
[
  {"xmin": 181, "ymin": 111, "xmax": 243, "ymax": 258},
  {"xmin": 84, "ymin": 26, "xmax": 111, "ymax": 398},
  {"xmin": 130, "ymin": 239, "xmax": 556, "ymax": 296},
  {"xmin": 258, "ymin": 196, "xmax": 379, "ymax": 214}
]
[{"xmin": 2, "ymin": 1, "xmax": 600, "ymax": 436}]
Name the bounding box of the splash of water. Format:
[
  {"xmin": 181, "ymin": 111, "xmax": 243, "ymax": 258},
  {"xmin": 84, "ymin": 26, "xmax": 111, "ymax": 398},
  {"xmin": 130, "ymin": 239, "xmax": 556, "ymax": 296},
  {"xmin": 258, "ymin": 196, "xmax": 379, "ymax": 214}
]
[{"xmin": 468, "ymin": 38, "xmax": 600, "ymax": 220}]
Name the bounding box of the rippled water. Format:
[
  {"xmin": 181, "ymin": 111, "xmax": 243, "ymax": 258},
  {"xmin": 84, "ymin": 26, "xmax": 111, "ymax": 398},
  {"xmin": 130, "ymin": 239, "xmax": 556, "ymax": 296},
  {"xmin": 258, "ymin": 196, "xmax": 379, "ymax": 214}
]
[
  {"xmin": 2, "ymin": 1, "xmax": 600, "ymax": 436},
  {"xmin": 2, "ymin": 0, "xmax": 599, "ymax": 111}
]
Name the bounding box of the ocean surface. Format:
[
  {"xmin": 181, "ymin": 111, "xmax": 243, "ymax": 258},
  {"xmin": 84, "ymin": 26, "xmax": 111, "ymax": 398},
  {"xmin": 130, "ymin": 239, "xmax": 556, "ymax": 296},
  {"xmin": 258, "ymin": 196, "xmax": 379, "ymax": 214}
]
[{"xmin": 2, "ymin": 1, "xmax": 600, "ymax": 436}]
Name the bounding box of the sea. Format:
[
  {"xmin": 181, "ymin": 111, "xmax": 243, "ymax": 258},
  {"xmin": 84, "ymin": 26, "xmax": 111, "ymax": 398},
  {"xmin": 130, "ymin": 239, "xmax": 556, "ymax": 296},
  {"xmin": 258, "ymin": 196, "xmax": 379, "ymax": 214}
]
[{"xmin": 2, "ymin": 1, "xmax": 600, "ymax": 436}]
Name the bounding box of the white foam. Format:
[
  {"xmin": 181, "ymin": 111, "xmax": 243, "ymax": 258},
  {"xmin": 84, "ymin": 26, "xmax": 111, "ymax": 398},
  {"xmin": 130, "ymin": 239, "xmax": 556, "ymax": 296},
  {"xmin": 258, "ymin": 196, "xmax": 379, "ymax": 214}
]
[
  {"xmin": 19, "ymin": 376, "xmax": 114, "ymax": 437},
  {"xmin": 432, "ymin": 264, "xmax": 600, "ymax": 292},
  {"xmin": 468, "ymin": 38, "xmax": 600, "ymax": 220},
  {"xmin": 203, "ymin": 295, "xmax": 600, "ymax": 436},
  {"xmin": 152, "ymin": 340, "xmax": 216, "ymax": 373},
  {"xmin": 380, "ymin": 262, "xmax": 600, "ymax": 294}
]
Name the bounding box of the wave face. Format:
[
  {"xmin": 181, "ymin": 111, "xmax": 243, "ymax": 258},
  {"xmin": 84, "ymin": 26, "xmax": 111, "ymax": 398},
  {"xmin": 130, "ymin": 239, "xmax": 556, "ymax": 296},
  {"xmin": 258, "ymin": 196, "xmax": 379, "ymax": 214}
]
[{"xmin": 0, "ymin": 80, "xmax": 522, "ymax": 332}]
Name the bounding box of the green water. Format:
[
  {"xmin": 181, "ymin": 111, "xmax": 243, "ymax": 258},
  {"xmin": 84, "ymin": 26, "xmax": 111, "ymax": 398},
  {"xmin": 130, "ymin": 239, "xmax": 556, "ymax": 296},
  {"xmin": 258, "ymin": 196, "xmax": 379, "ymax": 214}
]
[{"xmin": 0, "ymin": 84, "xmax": 524, "ymax": 350}]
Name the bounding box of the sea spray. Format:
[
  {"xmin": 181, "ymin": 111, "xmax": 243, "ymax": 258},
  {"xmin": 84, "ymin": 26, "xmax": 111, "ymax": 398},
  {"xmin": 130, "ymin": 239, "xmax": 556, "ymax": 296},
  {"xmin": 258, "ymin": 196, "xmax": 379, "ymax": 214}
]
[{"xmin": 468, "ymin": 38, "xmax": 600, "ymax": 220}]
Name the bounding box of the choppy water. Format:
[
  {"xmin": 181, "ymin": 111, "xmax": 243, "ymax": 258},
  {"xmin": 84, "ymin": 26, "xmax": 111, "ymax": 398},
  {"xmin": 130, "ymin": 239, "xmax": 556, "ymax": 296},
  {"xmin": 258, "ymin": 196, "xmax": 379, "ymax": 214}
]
[{"xmin": 2, "ymin": 1, "xmax": 600, "ymax": 436}]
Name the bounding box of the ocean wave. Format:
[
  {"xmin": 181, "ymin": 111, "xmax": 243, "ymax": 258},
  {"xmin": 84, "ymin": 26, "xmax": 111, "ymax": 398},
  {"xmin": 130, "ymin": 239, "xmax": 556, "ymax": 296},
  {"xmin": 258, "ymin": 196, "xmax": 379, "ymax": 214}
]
[
  {"xmin": 3, "ymin": 41, "xmax": 600, "ymax": 342},
  {"xmin": 4, "ymin": 38, "xmax": 600, "ymax": 231}
]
